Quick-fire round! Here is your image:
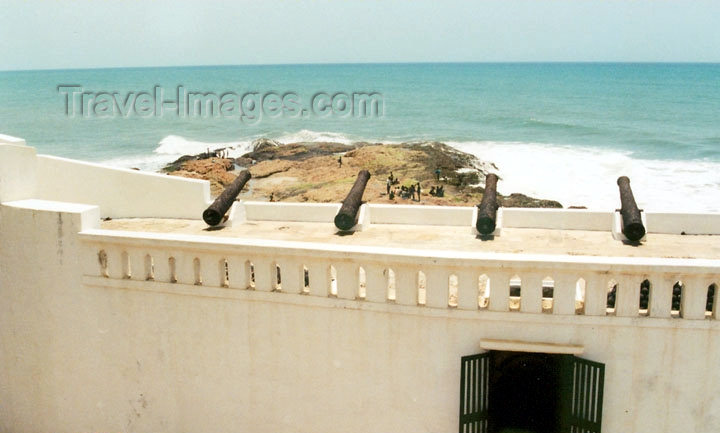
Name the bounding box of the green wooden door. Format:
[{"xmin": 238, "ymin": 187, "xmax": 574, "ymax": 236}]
[
  {"xmin": 562, "ymin": 356, "xmax": 605, "ymax": 433},
  {"xmin": 459, "ymin": 353, "xmax": 491, "ymax": 433}
]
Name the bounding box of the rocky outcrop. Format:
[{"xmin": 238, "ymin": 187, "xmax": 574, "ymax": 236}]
[
  {"xmin": 166, "ymin": 157, "xmax": 236, "ymax": 196},
  {"xmin": 164, "ymin": 140, "xmax": 563, "ymax": 208}
]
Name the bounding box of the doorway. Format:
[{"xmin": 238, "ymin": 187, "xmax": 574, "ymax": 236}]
[
  {"xmin": 459, "ymin": 350, "xmax": 604, "ymax": 433},
  {"xmin": 488, "ymin": 351, "xmax": 563, "ymax": 433}
]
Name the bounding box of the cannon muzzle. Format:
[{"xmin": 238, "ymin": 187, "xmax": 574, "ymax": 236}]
[
  {"xmin": 475, "ymin": 174, "xmax": 499, "ymax": 235},
  {"xmin": 617, "ymin": 176, "xmax": 645, "ymax": 241},
  {"xmin": 202, "ymin": 170, "xmax": 251, "ymax": 226},
  {"xmin": 334, "ymin": 170, "xmax": 371, "ymax": 231}
]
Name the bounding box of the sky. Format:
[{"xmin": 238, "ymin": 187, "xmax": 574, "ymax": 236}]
[{"xmin": 2, "ymin": 0, "xmax": 720, "ymax": 71}]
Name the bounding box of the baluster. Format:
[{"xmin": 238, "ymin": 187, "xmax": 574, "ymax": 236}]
[
  {"xmin": 487, "ymin": 271, "xmax": 510, "ymax": 312},
  {"xmin": 151, "ymin": 251, "xmax": 173, "ymax": 283},
  {"xmin": 199, "ymin": 255, "xmax": 225, "ymax": 287},
  {"xmin": 174, "ymin": 255, "xmax": 195, "ymax": 285},
  {"xmin": 456, "ymin": 269, "xmax": 479, "ymax": 311},
  {"xmin": 553, "ymin": 274, "xmax": 577, "ymax": 315},
  {"xmin": 227, "ymin": 256, "xmax": 250, "ymax": 289},
  {"xmin": 394, "ymin": 265, "xmax": 419, "ymax": 306},
  {"xmin": 307, "ymin": 261, "xmax": 330, "ymax": 297},
  {"xmin": 252, "ymin": 257, "xmax": 276, "ymax": 292},
  {"xmin": 584, "ymin": 274, "xmax": 609, "ymax": 316},
  {"xmin": 364, "ymin": 264, "xmax": 388, "ymax": 303},
  {"xmin": 648, "ymin": 275, "xmax": 673, "ymax": 318},
  {"xmin": 520, "ymin": 272, "xmax": 543, "ymax": 314},
  {"xmin": 105, "ymin": 246, "xmax": 125, "ymax": 279},
  {"xmin": 335, "ymin": 262, "xmax": 360, "ymax": 300},
  {"xmin": 615, "ymin": 275, "xmax": 644, "ymax": 317},
  {"xmin": 425, "ymin": 268, "xmax": 449, "ymax": 308},
  {"xmin": 128, "ymin": 249, "xmax": 145, "ymax": 281},
  {"xmin": 276, "ymin": 258, "xmax": 304, "ymax": 294},
  {"xmin": 680, "ymin": 276, "xmax": 710, "ymax": 320}
]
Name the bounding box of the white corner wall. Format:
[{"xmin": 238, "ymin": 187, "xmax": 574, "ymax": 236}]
[
  {"xmin": 34, "ymin": 155, "xmax": 211, "ymax": 219},
  {"xmin": 0, "ymin": 144, "xmax": 38, "ymax": 203},
  {"xmin": 0, "ymin": 134, "xmax": 27, "ymax": 146},
  {"xmin": 1, "ymin": 134, "xmax": 212, "ymax": 219}
]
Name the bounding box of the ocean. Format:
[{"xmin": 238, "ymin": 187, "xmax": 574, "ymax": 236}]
[{"xmin": 1, "ymin": 63, "xmax": 719, "ymax": 211}]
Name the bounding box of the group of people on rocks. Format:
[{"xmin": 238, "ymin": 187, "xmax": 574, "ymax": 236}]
[
  {"xmin": 390, "ymin": 183, "xmax": 422, "ymax": 201},
  {"xmin": 429, "ymin": 185, "xmax": 445, "ymax": 197},
  {"xmin": 385, "ymin": 171, "xmax": 426, "ymax": 201}
]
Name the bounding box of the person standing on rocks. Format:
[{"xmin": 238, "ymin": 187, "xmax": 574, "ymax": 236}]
[
  {"xmin": 338, "ymin": 156, "xmax": 342, "ymax": 167},
  {"xmin": 386, "ymin": 178, "xmax": 391, "ymax": 195},
  {"xmin": 416, "ymin": 182, "xmax": 422, "ymax": 200}
]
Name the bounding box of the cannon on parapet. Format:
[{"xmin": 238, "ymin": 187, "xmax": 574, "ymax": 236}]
[
  {"xmin": 202, "ymin": 170, "xmax": 251, "ymax": 226},
  {"xmin": 475, "ymin": 173, "xmax": 499, "ymax": 235},
  {"xmin": 616, "ymin": 176, "xmax": 645, "ymax": 241},
  {"xmin": 334, "ymin": 170, "xmax": 371, "ymax": 231}
]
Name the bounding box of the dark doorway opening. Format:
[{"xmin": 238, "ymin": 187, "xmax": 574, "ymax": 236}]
[
  {"xmin": 488, "ymin": 351, "xmax": 564, "ymax": 433},
  {"xmin": 459, "ymin": 350, "xmax": 604, "ymax": 433}
]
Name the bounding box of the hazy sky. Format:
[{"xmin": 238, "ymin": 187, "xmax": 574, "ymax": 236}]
[{"xmin": 2, "ymin": 0, "xmax": 719, "ymax": 70}]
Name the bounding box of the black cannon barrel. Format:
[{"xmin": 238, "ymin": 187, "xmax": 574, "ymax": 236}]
[
  {"xmin": 202, "ymin": 170, "xmax": 251, "ymax": 226},
  {"xmin": 476, "ymin": 173, "xmax": 499, "ymax": 235},
  {"xmin": 617, "ymin": 176, "xmax": 645, "ymax": 241},
  {"xmin": 334, "ymin": 170, "xmax": 371, "ymax": 231}
]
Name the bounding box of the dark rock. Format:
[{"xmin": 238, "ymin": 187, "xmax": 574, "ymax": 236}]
[
  {"xmin": 243, "ymin": 142, "xmax": 356, "ymax": 162},
  {"xmin": 161, "ymin": 154, "xmax": 197, "ymax": 172},
  {"xmin": 235, "ymin": 157, "xmax": 254, "ymax": 167},
  {"xmin": 500, "ymin": 193, "xmax": 563, "ymax": 208}
]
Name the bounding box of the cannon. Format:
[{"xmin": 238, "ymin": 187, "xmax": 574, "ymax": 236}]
[
  {"xmin": 334, "ymin": 170, "xmax": 371, "ymax": 231},
  {"xmin": 202, "ymin": 170, "xmax": 251, "ymax": 226},
  {"xmin": 475, "ymin": 173, "xmax": 499, "ymax": 235},
  {"xmin": 616, "ymin": 176, "xmax": 645, "ymax": 241}
]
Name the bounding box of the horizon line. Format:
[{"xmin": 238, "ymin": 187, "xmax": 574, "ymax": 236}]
[{"xmin": 3, "ymin": 60, "xmax": 720, "ymax": 73}]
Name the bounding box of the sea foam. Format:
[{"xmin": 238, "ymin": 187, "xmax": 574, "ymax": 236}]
[{"xmin": 450, "ymin": 140, "xmax": 720, "ymax": 213}]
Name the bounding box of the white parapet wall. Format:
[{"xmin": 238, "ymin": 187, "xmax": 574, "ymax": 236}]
[
  {"xmin": 242, "ymin": 201, "xmax": 341, "ymax": 222},
  {"xmin": 0, "ymin": 143, "xmax": 38, "ymax": 203},
  {"xmin": 240, "ymin": 201, "xmax": 720, "ymax": 235},
  {"xmin": 0, "ymin": 133, "xmax": 27, "ymax": 146},
  {"xmin": 35, "ymin": 155, "xmax": 210, "ymax": 219},
  {"xmin": 0, "ymin": 136, "xmax": 211, "ymax": 219}
]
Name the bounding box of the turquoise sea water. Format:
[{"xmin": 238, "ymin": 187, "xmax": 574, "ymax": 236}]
[{"xmin": 1, "ymin": 63, "xmax": 719, "ymax": 211}]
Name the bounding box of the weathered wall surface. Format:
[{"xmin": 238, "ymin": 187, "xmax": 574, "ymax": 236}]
[{"xmin": 1, "ymin": 201, "xmax": 719, "ymax": 433}]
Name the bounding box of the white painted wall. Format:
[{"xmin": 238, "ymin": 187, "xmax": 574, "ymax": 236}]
[
  {"xmin": 0, "ymin": 144, "xmax": 38, "ymax": 203},
  {"xmin": 243, "ymin": 201, "xmax": 341, "ymax": 222},
  {"xmin": 2, "ymin": 135, "xmax": 720, "ymax": 433},
  {"xmin": 1, "ymin": 199, "xmax": 719, "ymax": 433},
  {"xmin": 243, "ymin": 202, "xmax": 720, "ymax": 235},
  {"xmin": 0, "ymin": 134, "xmax": 27, "ymax": 146},
  {"xmin": 35, "ymin": 155, "xmax": 210, "ymax": 219},
  {"xmin": 368, "ymin": 203, "xmax": 473, "ymax": 226},
  {"xmin": 0, "ymin": 137, "xmax": 211, "ymax": 219}
]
